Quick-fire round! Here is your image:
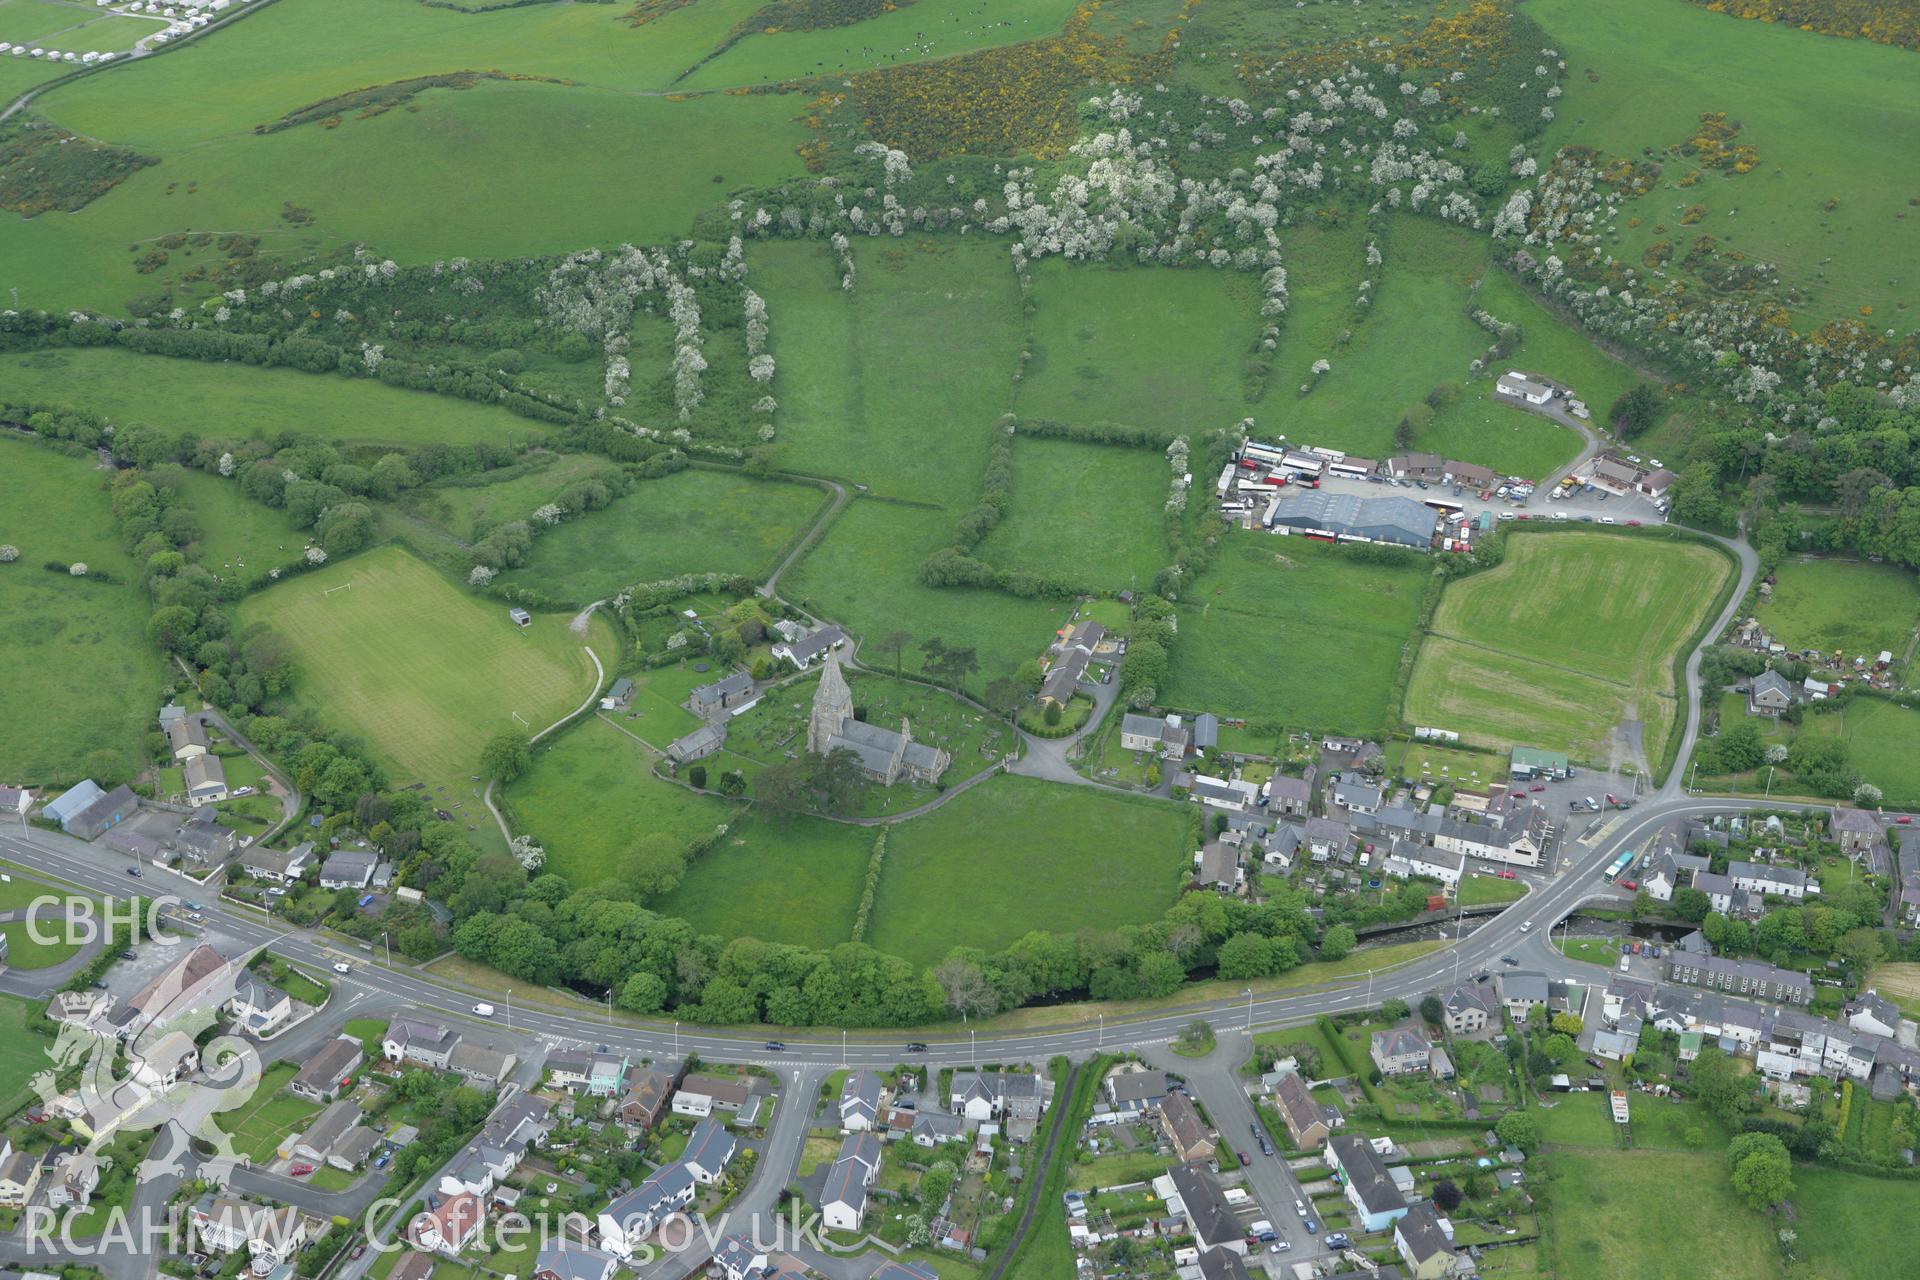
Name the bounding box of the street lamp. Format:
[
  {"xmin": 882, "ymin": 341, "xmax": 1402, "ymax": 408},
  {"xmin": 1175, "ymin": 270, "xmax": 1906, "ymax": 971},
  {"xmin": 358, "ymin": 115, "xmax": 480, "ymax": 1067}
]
[
  {"xmin": 1097, "ymin": 1013, "xmax": 1104, "ymax": 1050},
  {"xmin": 970, "ymin": 1029, "xmax": 976, "ymax": 1068},
  {"xmin": 506, "ymin": 987, "xmax": 512, "ymax": 1030},
  {"xmin": 1244, "ymin": 987, "xmax": 1254, "ymax": 1037}
]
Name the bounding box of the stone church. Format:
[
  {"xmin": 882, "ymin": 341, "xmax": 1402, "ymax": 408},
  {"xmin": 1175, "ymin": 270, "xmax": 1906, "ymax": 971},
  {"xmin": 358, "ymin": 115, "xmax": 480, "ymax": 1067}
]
[{"xmin": 807, "ymin": 648, "xmax": 949, "ymax": 786}]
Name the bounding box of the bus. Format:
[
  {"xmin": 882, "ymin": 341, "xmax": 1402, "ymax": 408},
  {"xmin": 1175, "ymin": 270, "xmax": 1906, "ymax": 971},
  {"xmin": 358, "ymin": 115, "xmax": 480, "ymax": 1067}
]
[
  {"xmin": 1603, "ymin": 852, "xmax": 1634, "ymax": 884},
  {"xmin": 1241, "ymin": 442, "xmax": 1288, "ymax": 469}
]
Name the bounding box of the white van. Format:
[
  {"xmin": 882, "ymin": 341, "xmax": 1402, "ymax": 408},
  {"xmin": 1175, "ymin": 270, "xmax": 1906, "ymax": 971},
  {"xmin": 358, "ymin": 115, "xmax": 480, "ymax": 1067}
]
[{"xmin": 473, "ymin": 1002, "xmax": 495, "ymax": 1017}]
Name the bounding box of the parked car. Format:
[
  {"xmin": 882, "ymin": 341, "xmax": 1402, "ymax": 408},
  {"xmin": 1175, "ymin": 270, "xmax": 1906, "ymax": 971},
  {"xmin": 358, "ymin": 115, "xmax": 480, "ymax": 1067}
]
[
  {"xmin": 1501, "ymin": 955, "xmax": 1520, "ymax": 965},
  {"xmin": 1325, "ymin": 1233, "xmax": 1351, "ymax": 1250},
  {"xmin": 1294, "ymin": 1200, "xmax": 1308, "ymax": 1217},
  {"xmin": 1619, "ymin": 879, "xmax": 1637, "ymax": 891},
  {"xmin": 1529, "ymin": 783, "xmax": 1545, "ymax": 792},
  {"xmin": 1498, "ymin": 512, "xmax": 1516, "ymax": 521},
  {"xmin": 1269, "ymin": 1241, "xmax": 1291, "ymax": 1253},
  {"xmin": 1303, "ymin": 1219, "xmax": 1318, "ymax": 1234},
  {"xmin": 1626, "ymin": 519, "xmax": 1642, "ymax": 526},
  {"xmin": 1897, "ymin": 815, "xmax": 1913, "ymax": 825},
  {"xmin": 288, "ymin": 1164, "xmax": 314, "ymax": 1177},
  {"xmin": 1497, "ymin": 869, "xmax": 1517, "ymax": 879},
  {"xmin": 125, "ymin": 866, "xmax": 142, "ymax": 877}
]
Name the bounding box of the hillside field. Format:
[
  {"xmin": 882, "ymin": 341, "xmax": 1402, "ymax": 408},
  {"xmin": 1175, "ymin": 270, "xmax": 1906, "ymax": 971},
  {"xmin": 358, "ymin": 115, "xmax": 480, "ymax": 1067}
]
[
  {"xmin": 1757, "ymin": 557, "xmax": 1920, "ymax": 661},
  {"xmin": 1164, "ymin": 532, "xmax": 1429, "ymax": 735},
  {"xmin": 1405, "ymin": 531, "xmax": 1731, "ymax": 764},
  {"xmin": 975, "ymin": 436, "xmax": 1172, "ymax": 594},
  {"xmin": 0, "ymin": 436, "xmax": 165, "ymax": 784},
  {"xmin": 240, "ymin": 546, "xmax": 609, "ymax": 800}
]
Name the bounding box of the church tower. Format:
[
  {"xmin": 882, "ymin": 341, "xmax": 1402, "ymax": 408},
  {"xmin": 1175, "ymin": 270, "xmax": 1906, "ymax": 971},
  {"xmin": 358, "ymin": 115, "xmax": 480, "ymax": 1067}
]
[{"xmin": 808, "ymin": 646, "xmax": 855, "ymax": 754}]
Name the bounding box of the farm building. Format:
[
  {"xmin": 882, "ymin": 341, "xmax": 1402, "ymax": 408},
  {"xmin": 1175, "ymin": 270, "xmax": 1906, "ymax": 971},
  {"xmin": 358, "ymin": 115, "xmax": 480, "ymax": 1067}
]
[
  {"xmin": 1262, "ymin": 492, "xmax": 1439, "ymax": 550},
  {"xmin": 666, "ymin": 723, "xmax": 726, "ymax": 764},
  {"xmin": 1120, "ymin": 712, "xmax": 1190, "ymax": 759},
  {"xmin": 689, "ymin": 672, "xmax": 754, "ymax": 717}
]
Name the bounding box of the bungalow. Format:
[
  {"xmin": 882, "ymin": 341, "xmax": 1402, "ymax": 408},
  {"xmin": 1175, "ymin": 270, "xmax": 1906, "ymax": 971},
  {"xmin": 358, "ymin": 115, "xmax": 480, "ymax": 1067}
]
[
  {"xmin": 1637, "ymin": 468, "xmax": 1677, "ymax": 499},
  {"xmin": 1271, "ymin": 1070, "xmax": 1338, "ymax": 1150},
  {"xmin": 672, "ymin": 1073, "xmax": 754, "ymax": 1118},
  {"xmin": 820, "ymin": 1134, "xmax": 883, "ymax": 1231},
  {"xmin": 1441, "ymin": 984, "xmax": 1497, "ymax": 1035},
  {"xmin": 241, "ymin": 842, "xmax": 314, "ymax": 883},
  {"xmin": 319, "ymin": 848, "xmax": 377, "ymax": 890},
  {"xmin": 1394, "ymin": 1203, "xmax": 1456, "ymax": 1280},
  {"xmin": 1039, "ymin": 646, "xmax": 1091, "ymax": 708},
  {"xmin": 1495, "ymin": 371, "xmax": 1553, "ymax": 405},
  {"xmin": 45, "ymin": 1152, "xmax": 100, "ymax": 1211},
  {"xmin": 1251, "ymin": 774, "xmax": 1308, "ymax": 822},
  {"xmin": 1386, "ymin": 452, "xmax": 1445, "ymax": 481},
  {"xmin": 1160, "ymin": 1091, "xmax": 1216, "ymax": 1163},
  {"xmin": 1192, "ymin": 776, "xmax": 1258, "ymax": 815},
  {"xmin": 689, "ymin": 672, "xmax": 754, "ymax": 717},
  {"xmin": 166, "ymin": 715, "xmax": 210, "ymax": 760},
  {"xmin": 385, "ymin": 1017, "xmax": 461, "ymax": 1071},
  {"xmin": 289, "ymin": 1036, "xmax": 363, "ymax": 1103},
  {"xmin": 772, "ymin": 625, "xmax": 848, "ymax": 671},
  {"xmin": 1167, "ymin": 1165, "xmax": 1245, "ymax": 1256},
  {"xmin": 183, "ymin": 753, "xmax": 229, "ymax": 807},
  {"xmin": 1444, "ymin": 460, "xmax": 1499, "ymax": 491},
  {"xmin": 449, "ymin": 1042, "xmax": 517, "ymax": 1088},
  {"xmin": 681, "ymin": 1117, "xmax": 737, "ymax": 1185},
  {"xmin": 618, "ymin": 1067, "xmax": 679, "ymax": 1131},
  {"xmin": 911, "ymin": 1111, "xmax": 964, "ymax": 1147},
  {"xmin": 329, "ymin": 1126, "xmax": 382, "ymax": 1172},
  {"xmin": 1748, "ymin": 669, "xmax": 1796, "ymax": 715},
  {"xmin": 412, "ymin": 1192, "xmax": 486, "ymax": 1255},
  {"xmin": 1589, "ymin": 456, "xmax": 1640, "ymax": 493},
  {"xmin": 532, "ymin": 1244, "xmax": 619, "ymax": 1280},
  {"xmin": 1326, "ymin": 1133, "xmax": 1409, "ymax": 1233},
  {"xmin": 1370, "ymin": 1028, "xmax": 1431, "ymax": 1077},
  {"xmin": 1104, "ymin": 1068, "xmax": 1168, "ymax": 1116},
  {"xmin": 599, "ymin": 678, "xmax": 636, "ymax": 712},
  {"xmin": 293, "ymin": 1100, "xmax": 362, "ymax": 1164},
  {"xmin": 227, "ymin": 972, "xmax": 291, "ymax": 1036},
  {"xmin": 1121, "ymin": 712, "xmax": 1190, "ymax": 760}
]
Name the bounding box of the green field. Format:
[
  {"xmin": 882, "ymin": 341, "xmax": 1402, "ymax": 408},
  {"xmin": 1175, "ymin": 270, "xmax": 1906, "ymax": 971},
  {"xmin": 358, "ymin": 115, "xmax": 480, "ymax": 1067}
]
[
  {"xmin": 1530, "ymin": 0, "xmax": 1920, "ymax": 323},
  {"xmin": 974, "ymin": 436, "xmax": 1171, "ymax": 593},
  {"xmin": 0, "ymin": 349, "xmax": 544, "ymax": 448},
  {"xmin": 239, "ymin": 546, "xmax": 608, "ymax": 795},
  {"xmin": 1805, "ymin": 697, "xmax": 1920, "ymax": 806},
  {"xmin": 405, "ymin": 455, "xmax": 628, "ymax": 545},
  {"xmin": 863, "ymin": 776, "xmax": 1190, "ymax": 967},
  {"xmin": 652, "ymin": 815, "xmax": 872, "ymax": 951},
  {"xmin": 1458, "ymin": 874, "xmax": 1528, "ymax": 906},
  {"xmin": 0, "ymin": 993, "xmax": 47, "ymax": 1117},
  {"xmin": 782, "ymin": 498, "xmax": 1067, "ymax": 688},
  {"xmin": 215, "ymin": 1061, "xmax": 320, "ymax": 1164},
  {"xmin": 168, "ymin": 468, "xmax": 304, "ymax": 583},
  {"xmin": 1788, "ymin": 1166, "xmax": 1914, "ymax": 1280},
  {"xmin": 0, "ymin": 435, "xmax": 165, "ymax": 784},
  {"xmin": 1758, "ymin": 557, "xmax": 1920, "ymax": 660},
  {"xmin": 1543, "ymin": 1149, "xmax": 1774, "ymax": 1280},
  {"xmin": 753, "ymin": 237, "xmax": 1020, "ymax": 501},
  {"xmin": 498, "ymin": 469, "xmax": 827, "ymax": 605},
  {"xmin": 1163, "ymin": 532, "xmax": 1429, "ymax": 734},
  {"xmin": 505, "ymin": 715, "xmax": 741, "ymax": 889},
  {"xmin": 1405, "ymin": 531, "xmax": 1731, "ymax": 764},
  {"xmin": 1017, "ymin": 261, "xmax": 1263, "ymax": 433}
]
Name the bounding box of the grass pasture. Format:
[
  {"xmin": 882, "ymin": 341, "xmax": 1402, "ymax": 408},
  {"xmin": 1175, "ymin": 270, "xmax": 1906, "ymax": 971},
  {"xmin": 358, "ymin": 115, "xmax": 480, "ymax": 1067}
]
[
  {"xmin": 652, "ymin": 815, "xmax": 871, "ymax": 951},
  {"xmin": 497, "ymin": 468, "xmax": 827, "ymax": 605},
  {"xmin": 0, "ymin": 348, "xmax": 542, "ymax": 448},
  {"xmin": 1542, "ymin": 1149, "xmax": 1773, "ymax": 1280},
  {"xmin": 975, "ymin": 436, "xmax": 1171, "ymax": 593},
  {"xmin": 782, "ymin": 498, "xmax": 1067, "ymax": 688},
  {"xmin": 167, "ymin": 468, "xmax": 302, "ymax": 584},
  {"xmin": 1787, "ymin": 1166, "xmax": 1914, "ymax": 1280},
  {"xmin": 1163, "ymin": 532, "xmax": 1429, "ymax": 734},
  {"xmin": 753, "ymin": 237, "xmax": 1021, "ymax": 501},
  {"xmin": 1804, "ymin": 697, "xmax": 1920, "ymax": 807},
  {"xmin": 0, "ymin": 435, "xmax": 164, "ymax": 785},
  {"xmin": 239, "ymin": 546, "xmax": 608, "ymax": 796},
  {"xmin": 1530, "ymin": 0, "xmax": 1920, "ymax": 323},
  {"xmin": 1017, "ymin": 260, "xmax": 1264, "ymax": 434},
  {"xmin": 1405, "ymin": 531, "xmax": 1731, "ymax": 764},
  {"xmin": 864, "ymin": 776, "xmax": 1189, "ymax": 967},
  {"xmin": 505, "ymin": 715, "xmax": 742, "ymax": 890},
  {"xmin": 1757, "ymin": 557, "xmax": 1920, "ymax": 661}
]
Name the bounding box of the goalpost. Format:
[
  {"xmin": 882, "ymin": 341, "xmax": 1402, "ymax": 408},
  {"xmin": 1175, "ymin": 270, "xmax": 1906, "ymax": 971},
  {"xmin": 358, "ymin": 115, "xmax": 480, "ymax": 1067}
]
[
  {"xmin": 511, "ymin": 711, "xmax": 529, "ymax": 729},
  {"xmin": 323, "ymin": 582, "xmax": 355, "ymax": 598}
]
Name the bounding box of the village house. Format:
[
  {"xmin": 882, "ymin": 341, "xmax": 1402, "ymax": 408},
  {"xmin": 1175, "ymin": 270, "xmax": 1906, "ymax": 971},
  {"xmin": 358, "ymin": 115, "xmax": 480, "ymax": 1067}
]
[
  {"xmin": 1830, "ymin": 808, "xmax": 1882, "ymax": 859},
  {"xmin": 618, "ymin": 1066, "xmax": 680, "ymax": 1131},
  {"xmin": 1394, "ymin": 1202, "xmax": 1458, "ymax": 1280},
  {"xmin": 1104, "ymin": 1067, "xmax": 1169, "ymax": 1116},
  {"xmin": 1370, "ymin": 1028, "xmax": 1431, "ymax": 1077},
  {"xmin": 449, "ymin": 1042, "xmax": 517, "ymax": 1088},
  {"xmin": 412, "ymin": 1191, "xmax": 486, "ymax": 1255},
  {"xmin": 532, "ymin": 1243, "xmax": 620, "ymax": 1280},
  {"xmin": 911, "ymin": 1111, "xmax": 963, "ymax": 1147},
  {"xmin": 672, "ymin": 1073, "xmax": 756, "ymax": 1120},
  {"xmin": 1039, "ymin": 620, "xmax": 1105, "ymax": 707},
  {"xmin": 167, "ymin": 715, "xmax": 210, "ymax": 760},
  {"xmin": 241, "ymin": 842, "xmax": 314, "ymax": 883},
  {"xmin": 1159, "ymin": 1091, "xmax": 1216, "ymax": 1163},
  {"xmin": 1748, "ymin": 669, "xmax": 1796, "ymax": 715},
  {"xmin": 598, "ymin": 1160, "xmax": 695, "ymax": 1258},
  {"xmin": 821, "ymin": 1133, "xmax": 884, "ymax": 1231},
  {"xmin": 293, "ymin": 1099, "xmax": 363, "ymax": 1165},
  {"xmin": 226, "ymin": 971, "xmax": 291, "ymax": 1037},
  {"xmin": 1193, "ymin": 840, "xmax": 1245, "ymax": 893},
  {"xmin": 689, "ymin": 672, "xmax": 754, "ymax": 717},
  {"xmin": 1441, "ymin": 983, "xmax": 1497, "ymax": 1035},
  {"xmin": 1728, "ymin": 859, "xmax": 1810, "ymax": 901},
  {"xmin": 1497, "ymin": 971, "xmax": 1549, "ymax": 1019},
  {"xmin": 0, "ymin": 786, "xmax": 29, "ymax": 816},
  {"xmin": 192, "ymin": 1195, "xmax": 308, "ymax": 1268},
  {"xmin": 1264, "ymin": 771, "xmax": 1314, "ymax": 817},
  {"xmin": 1166, "ymin": 1165, "xmax": 1245, "ymax": 1256},
  {"xmin": 838, "ymin": 1070, "xmax": 885, "ymax": 1133},
  {"xmin": 1665, "ymin": 954, "xmax": 1813, "ymax": 1006},
  {"xmin": 319, "ymin": 848, "xmax": 378, "ymax": 890},
  {"xmin": 1495, "ymin": 371, "xmax": 1553, "ymax": 405},
  {"xmin": 0, "ymin": 1148, "xmax": 42, "ymax": 1209},
  {"xmin": 771, "ymin": 624, "xmax": 847, "ymax": 672},
  {"xmin": 1271, "ymin": 1070, "xmax": 1339, "ymax": 1149},
  {"xmin": 1192, "ymin": 776, "xmax": 1259, "ymax": 815},
  {"xmin": 289, "ymin": 1035, "xmax": 363, "ymax": 1102},
  {"xmin": 385, "ymin": 1017, "xmax": 461, "ymax": 1071},
  {"xmin": 681, "ymin": 1117, "xmax": 737, "ymax": 1185},
  {"xmin": 183, "ymin": 753, "xmax": 230, "ymax": 806}
]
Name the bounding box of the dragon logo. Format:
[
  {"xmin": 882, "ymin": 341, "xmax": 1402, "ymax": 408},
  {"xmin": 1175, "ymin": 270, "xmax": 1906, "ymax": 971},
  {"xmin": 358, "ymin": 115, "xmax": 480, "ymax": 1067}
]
[{"xmin": 33, "ymin": 934, "xmax": 273, "ymax": 1193}]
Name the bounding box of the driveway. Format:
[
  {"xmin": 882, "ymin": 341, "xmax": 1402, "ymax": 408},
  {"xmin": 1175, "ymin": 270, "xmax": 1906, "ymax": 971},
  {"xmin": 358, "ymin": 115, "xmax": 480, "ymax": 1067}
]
[{"xmin": 1009, "ymin": 671, "xmax": 1120, "ymax": 788}]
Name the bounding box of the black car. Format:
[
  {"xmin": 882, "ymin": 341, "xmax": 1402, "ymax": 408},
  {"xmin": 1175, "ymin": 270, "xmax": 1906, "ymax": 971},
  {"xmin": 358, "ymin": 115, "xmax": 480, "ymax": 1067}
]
[
  {"xmin": 1501, "ymin": 954, "xmax": 1519, "ymax": 965},
  {"xmin": 906, "ymin": 1042, "xmax": 929, "ymax": 1053},
  {"xmin": 125, "ymin": 866, "xmax": 142, "ymax": 877},
  {"xmin": 764, "ymin": 1040, "xmax": 786, "ymax": 1051}
]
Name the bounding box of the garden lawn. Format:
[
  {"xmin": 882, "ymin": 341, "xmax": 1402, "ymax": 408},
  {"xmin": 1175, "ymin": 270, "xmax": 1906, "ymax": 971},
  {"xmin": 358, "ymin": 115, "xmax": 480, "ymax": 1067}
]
[
  {"xmin": 782, "ymin": 498, "xmax": 1068, "ymax": 688},
  {"xmin": 974, "ymin": 436, "xmax": 1171, "ymax": 593},
  {"xmin": 674, "ymin": 0, "xmax": 1078, "ymax": 89},
  {"xmin": 1458, "ymin": 873, "xmax": 1528, "ymax": 906},
  {"xmin": 497, "ymin": 468, "xmax": 827, "ymax": 605},
  {"xmin": 651, "ymin": 815, "xmax": 870, "ymax": 951},
  {"xmin": 1016, "ymin": 260, "xmax": 1264, "ymax": 433},
  {"xmin": 599, "ymin": 665, "xmax": 708, "ymax": 752},
  {"xmin": 753, "ymin": 237, "xmax": 1021, "ymax": 502},
  {"xmin": 864, "ymin": 776, "xmax": 1189, "ymax": 967},
  {"xmin": 0, "ymin": 434, "xmax": 164, "ymax": 785},
  {"xmin": 238, "ymin": 546, "xmax": 608, "ymax": 795},
  {"xmin": 0, "ymin": 348, "xmax": 544, "ymax": 448},
  {"xmin": 215, "ymin": 1061, "xmax": 319, "ymax": 1163},
  {"xmin": 1405, "ymin": 530, "xmax": 1731, "ymax": 764},
  {"xmin": 1759, "ymin": 557, "xmax": 1920, "ymax": 660},
  {"xmin": 1531, "ymin": 0, "xmax": 1920, "ymax": 323},
  {"xmin": 1163, "ymin": 531, "xmax": 1428, "ymax": 734},
  {"xmin": 1385, "ymin": 739, "xmax": 1507, "ymax": 790},
  {"xmin": 1544, "ymin": 1149, "xmax": 1775, "ymax": 1280},
  {"xmin": 505, "ymin": 715, "xmax": 742, "ymax": 890}
]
